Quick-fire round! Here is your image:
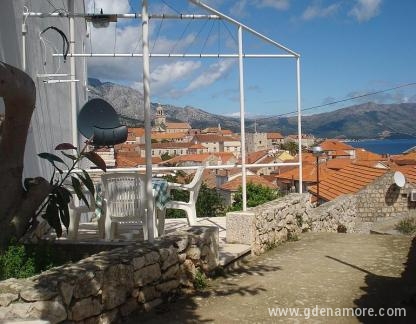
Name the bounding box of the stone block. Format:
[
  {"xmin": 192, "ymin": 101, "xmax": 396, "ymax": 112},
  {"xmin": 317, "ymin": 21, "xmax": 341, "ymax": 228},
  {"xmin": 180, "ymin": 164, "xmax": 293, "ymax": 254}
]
[
  {"xmin": 156, "ymin": 280, "xmax": 180, "ymax": 294},
  {"xmin": 134, "ymin": 264, "xmax": 161, "ymax": 287},
  {"xmin": 137, "ymin": 286, "xmax": 160, "ymax": 303},
  {"xmin": 162, "ymin": 264, "xmax": 179, "ymax": 281},
  {"xmin": 71, "ymin": 297, "xmax": 102, "ymax": 321},
  {"xmin": 0, "ymin": 293, "xmax": 19, "ymax": 307},
  {"xmin": 226, "ymin": 211, "xmax": 255, "ymax": 245}
]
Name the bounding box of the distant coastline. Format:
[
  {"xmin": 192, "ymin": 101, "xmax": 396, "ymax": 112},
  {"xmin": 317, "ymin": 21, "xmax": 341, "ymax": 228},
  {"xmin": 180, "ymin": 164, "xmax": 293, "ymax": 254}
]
[{"xmin": 346, "ymin": 138, "xmax": 416, "ymax": 155}]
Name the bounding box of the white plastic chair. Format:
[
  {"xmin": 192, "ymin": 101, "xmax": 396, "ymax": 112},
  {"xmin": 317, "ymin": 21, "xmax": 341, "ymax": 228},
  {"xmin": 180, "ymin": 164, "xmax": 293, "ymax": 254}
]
[
  {"xmin": 68, "ymin": 192, "xmax": 99, "ymax": 240},
  {"xmin": 164, "ymin": 167, "xmax": 204, "ymax": 226},
  {"xmin": 101, "ymin": 172, "xmax": 145, "ymax": 240}
]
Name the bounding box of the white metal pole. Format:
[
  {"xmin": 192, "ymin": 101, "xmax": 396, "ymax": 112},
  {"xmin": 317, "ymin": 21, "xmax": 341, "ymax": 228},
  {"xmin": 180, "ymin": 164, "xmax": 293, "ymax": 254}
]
[
  {"xmin": 238, "ymin": 26, "xmax": 247, "ymax": 211},
  {"xmin": 21, "ymin": 20, "xmax": 27, "ymax": 70},
  {"xmin": 54, "ymin": 53, "xmax": 295, "ymax": 58},
  {"xmin": 296, "ymin": 57, "xmax": 303, "ymax": 193},
  {"xmin": 68, "ymin": 0, "xmax": 78, "ymax": 147},
  {"xmin": 142, "ymin": 0, "xmax": 155, "ymax": 241}
]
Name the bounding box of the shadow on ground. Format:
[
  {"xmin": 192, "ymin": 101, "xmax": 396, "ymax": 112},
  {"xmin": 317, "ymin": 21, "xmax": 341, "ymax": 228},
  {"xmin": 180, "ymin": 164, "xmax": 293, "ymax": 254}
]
[
  {"xmin": 329, "ymin": 236, "xmax": 416, "ymax": 323},
  {"xmin": 125, "ymin": 263, "xmax": 281, "ymax": 323}
]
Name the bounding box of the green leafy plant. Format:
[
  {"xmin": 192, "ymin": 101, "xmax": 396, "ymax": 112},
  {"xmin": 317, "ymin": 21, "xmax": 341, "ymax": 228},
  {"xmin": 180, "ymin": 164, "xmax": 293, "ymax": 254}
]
[
  {"xmin": 32, "ymin": 142, "xmax": 106, "ymax": 237},
  {"xmin": 0, "ymin": 243, "xmax": 35, "ymax": 280},
  {"xmin": 229, "ymin": 182, "xmax": 282, "ymax": 211},
  {"xmin": 395, "ymin": 217, "xmax": 416, "ymax": 235},
  {"xmin": 194, "ymin": 269, "xmax": 208, "ymax": 290},
  {"xmin": 196, "ymin": 183, "xmax": 225, "ymax": 218}
]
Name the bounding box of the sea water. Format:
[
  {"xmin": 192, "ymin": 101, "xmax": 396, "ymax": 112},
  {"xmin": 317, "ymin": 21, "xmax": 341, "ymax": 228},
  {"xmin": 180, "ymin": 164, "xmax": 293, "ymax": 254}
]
[{"xmin": 346, "ymin": 138, "xmax": 416, "ymax": 155}]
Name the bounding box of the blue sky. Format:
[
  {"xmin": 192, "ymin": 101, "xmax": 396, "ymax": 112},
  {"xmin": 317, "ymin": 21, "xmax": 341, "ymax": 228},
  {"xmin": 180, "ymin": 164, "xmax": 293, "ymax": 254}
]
[{"xmin": 86, "ymin": 0, "xmax": 416, "ymax": 118}]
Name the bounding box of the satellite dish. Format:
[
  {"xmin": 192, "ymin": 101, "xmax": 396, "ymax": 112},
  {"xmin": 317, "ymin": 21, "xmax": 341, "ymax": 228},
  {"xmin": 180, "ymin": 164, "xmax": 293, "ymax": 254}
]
[
  {"xmin": 393, "ymin": 171, "xmax": 406, "ymax": 188},
  {"xmin": 78, "ymin": 98, "xmax": 128, "ymax": 146}
]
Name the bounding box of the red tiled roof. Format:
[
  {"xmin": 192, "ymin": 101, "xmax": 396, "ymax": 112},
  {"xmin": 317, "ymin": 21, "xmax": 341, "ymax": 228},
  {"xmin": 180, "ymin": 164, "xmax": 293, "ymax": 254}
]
[
  {"xmin": 328, "ymin": 150, "xmax": 351, "ymax": 157},
  {"xmin": 128, "ymin": 127, "xmax": 145, "ymax": 137},
  {"xmin": 192, "ymin": 134, "xmax": 227, "ymax": 143},
  {"xmin": 267, "ymin": 132, "xmax": 284, "ymax": 139},
  {"xmin": 116, "ymin": 155, "xmax": 162, "ymax": 167},
  {"xmin": 220, "ymin": 175, "xmax": 277, "ymax": 191},
  {"xmin": 320, "ymin": 139, "xmax": 354, "ymax": 151},
  {"xmin": 247, "ymin": 150, "xmax": 268, "ymax": 163},
  {"xmin": 145, "ymin": 142, "xmax": 192, "ymax": 149},
  {"xmin": 151, "ymin": 132, "xmax": 186, "ymax": 140},
  {"xmin": 394, "ymin": 166, "xmax": 416, "ymax": 184},
  {"xmin": 165, "ymin": 122, "xmax": 191, "ymax": 129},
  {"xmin": 308, "ymin": 164, "xmax": 388, "ymax": 201},
  {"xmin": 276, "ymin": 163, "xmax": 333, "ymax": 182},
  {"xmin": 164, "ymin": 152, "xmax": 236, "ymax": 164},
  {"xmin": 326, "ymin": 159, "xmax": 352, "ymax": 170},
  {"xmin": 355, "ymin": 148, "xmax": 384, "ymax": 161},
  {"xmin": 189, "ymin": 144, "xmax": 206, "ymax": 149}
]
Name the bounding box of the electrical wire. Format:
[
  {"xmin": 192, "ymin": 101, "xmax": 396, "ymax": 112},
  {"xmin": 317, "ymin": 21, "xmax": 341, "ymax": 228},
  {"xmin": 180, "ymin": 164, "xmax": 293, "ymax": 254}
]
[
  {"xmin": 161, "ymin": 0, "xmax": 180, "ymax": 14},
  {"xmin": 151, "ymin": 15, "xmax": 164, "ymax": 52},
  {"xmin": 200, "ymin": 20, "xmax": 215, "ymax": 53},
  {"xmin": 170, "ymin": 20, "xmax": 191, "ymax": 53},
  {"xmin": 113, "ymin": 21, "xmax": 118, "ymax": 53},
  {"xmin": 256, "ymin": 82, "xmax": 416, "ymax": 121},
  {"xmin": 40, "ymin": 26, "xmax": 70, "ymax": 61},
  {"xmin": 183, "ymin": 19, "xmax": 209, "ymax": 54}
]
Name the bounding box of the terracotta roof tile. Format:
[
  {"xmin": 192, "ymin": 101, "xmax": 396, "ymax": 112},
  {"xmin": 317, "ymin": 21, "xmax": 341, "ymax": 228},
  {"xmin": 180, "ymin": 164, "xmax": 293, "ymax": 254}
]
[
  {"xmin": 276, "ymin": 163, "xmax": 333, "ymax": 182},
  {"xmin": 355, "ymin": 148, "xmax": 384, "ymax": 161},
  {"xmin": 320, "ymin": 139, "xmax": 354, "ymax": 151},
  {"xmin": 165, "ymin": 122, "xmax": 191, "ymax": 129},
  {"xmin": 267, "ymin": 132, "xmax": 284, "ymax": 139},
  {"xmin": 128, "ymin": 127, "xmax": 145, "ymax": 137},
  {"xmin": 246, "ymin": 150, "xmax": 269, "ymax": 163},
  {"xmin": 308, "ymin": 164, "xmax": 388, "ymax": 201},
  {"xmin": 220, "ymin": 175, "xmax": 277, "ymax": 191},
  {"xmin": 326, "ymin": 159, "xmax": 352, "ymax": 170},
  {"xmin": 116, "ymin": 155, "xmax": 162, "ymax": 167},
  {"xmin": 151, "ymin": 132, "xmax": 186, "ymax": 140}
]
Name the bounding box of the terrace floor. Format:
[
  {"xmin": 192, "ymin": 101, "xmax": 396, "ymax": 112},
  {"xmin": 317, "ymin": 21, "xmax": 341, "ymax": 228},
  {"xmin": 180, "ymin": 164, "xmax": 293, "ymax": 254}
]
[
  {"xmin": 51, "ymin": 216, "xmax": 251, "ymax": 267},
  {"xmin": 126, "ymin": 232, "xmax": 416, "ymax": 323}
]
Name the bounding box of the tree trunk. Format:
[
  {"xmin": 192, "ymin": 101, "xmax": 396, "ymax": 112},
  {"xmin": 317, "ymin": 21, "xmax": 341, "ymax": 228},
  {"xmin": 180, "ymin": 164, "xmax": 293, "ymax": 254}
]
[{"xmin": 0, "ymin": 61, "xmax": 50, "ymax": 250}]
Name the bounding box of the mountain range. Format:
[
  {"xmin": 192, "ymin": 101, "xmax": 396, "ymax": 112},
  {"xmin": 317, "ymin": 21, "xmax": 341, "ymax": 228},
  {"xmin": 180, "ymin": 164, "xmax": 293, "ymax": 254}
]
[{"xmin": 88, "ymin": 78, "xmax": 416, "ymax": 139}]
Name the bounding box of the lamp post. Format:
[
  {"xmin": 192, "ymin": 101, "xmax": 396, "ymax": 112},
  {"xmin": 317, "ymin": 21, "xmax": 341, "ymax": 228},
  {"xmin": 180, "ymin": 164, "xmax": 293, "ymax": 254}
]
[{"xmin": 312, "ymin": 146, "xmax": 323, "ymax": 206}]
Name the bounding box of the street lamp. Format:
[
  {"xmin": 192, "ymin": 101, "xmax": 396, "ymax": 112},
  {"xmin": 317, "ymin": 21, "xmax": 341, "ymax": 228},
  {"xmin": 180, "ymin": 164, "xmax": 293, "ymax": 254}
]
[{"xmin": 312, "ymin": 146, "xmax": 324, "ymax": 206}]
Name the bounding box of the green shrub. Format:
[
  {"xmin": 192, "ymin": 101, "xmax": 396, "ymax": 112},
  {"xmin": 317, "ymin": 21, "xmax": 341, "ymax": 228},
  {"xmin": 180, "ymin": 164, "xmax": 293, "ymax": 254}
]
[
  {"xmin": 229, "ymin": 182, "xmax": 282, "ymax": 211},
  {"xmin": 194, "ymin": 269, "xmax": 208, "ymax": 290},
  {"xmin": 0, "ymin": 244, "xmax": 35, "ymax": 280},
  {"xmin": 395, "ymin": 217, "xmax": 416, "ymax": 235},
  {"xmin": 0, "ymin": 242, "xmax": 73, "ymax": 281},
  {"xmin": 196, "ymin": 183, "xmax": 225, "ymax": 217}
]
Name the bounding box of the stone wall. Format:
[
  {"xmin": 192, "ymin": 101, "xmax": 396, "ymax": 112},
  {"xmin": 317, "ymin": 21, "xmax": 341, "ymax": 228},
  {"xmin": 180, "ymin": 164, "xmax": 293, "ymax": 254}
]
[
  {"xmin": 0, "ymin": 227, "xmax": 218, "ymax": 324},
  {"xmin": 227, "ymin": 172, "xmax": 416, "ymax": 256},
  {"xmin": 227, "ymin": 194, "xmax": 313, "ymax": 255},
  {"xmin": 308, "ymin": 194, "xmax": 358, "ymax": 233},
  {"xmin": 355, "ymin": 171, "xmax": 416, "ymax": 222},
  {"xmin": 227, "ymin": 193, "xmax": 359, "ymax": 255}
]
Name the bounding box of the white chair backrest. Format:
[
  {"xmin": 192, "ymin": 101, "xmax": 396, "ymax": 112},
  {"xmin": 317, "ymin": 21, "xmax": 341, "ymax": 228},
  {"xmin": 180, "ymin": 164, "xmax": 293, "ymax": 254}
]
[
  {"xmin": 101, "ymin": 172, "xmax": 144, "ymax": 219},
  {"xmin": 189, "ymin": 167, "xmax": 204, "ymax": 200}
]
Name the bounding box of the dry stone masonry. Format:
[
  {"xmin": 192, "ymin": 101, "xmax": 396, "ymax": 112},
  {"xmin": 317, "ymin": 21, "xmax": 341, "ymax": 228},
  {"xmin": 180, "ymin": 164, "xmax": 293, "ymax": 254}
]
[{"xmin": 0, "ymin": 226, "xmax": 218, "ymax": 323}]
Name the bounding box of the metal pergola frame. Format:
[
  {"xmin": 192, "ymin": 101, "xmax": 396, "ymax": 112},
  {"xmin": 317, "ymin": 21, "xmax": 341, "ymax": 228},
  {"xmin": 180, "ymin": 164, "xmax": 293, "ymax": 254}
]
[{"xmin": 24, "ymin": 0, "xmax": 303, "ymax": 241}]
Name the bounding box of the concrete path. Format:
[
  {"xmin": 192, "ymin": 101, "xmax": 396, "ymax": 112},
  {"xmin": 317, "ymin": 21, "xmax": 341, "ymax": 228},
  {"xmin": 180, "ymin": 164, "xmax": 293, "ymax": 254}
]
[{"xmin": 127, "ymin": 232, "xmax": 416, "ymax": 323}]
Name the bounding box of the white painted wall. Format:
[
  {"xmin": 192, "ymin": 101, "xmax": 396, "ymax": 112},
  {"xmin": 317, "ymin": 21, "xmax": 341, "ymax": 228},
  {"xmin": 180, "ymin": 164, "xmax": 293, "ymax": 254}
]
[{"xmin": 0, "ymin": 0, "xmax": 87, "ymax": 180}]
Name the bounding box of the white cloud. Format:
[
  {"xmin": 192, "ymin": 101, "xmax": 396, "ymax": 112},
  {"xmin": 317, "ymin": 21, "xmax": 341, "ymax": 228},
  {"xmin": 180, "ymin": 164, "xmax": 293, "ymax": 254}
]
[
  {"xmin": 85, "ymin": 0, "xmax": 130, "ymax": 14},
  {"xmin": 302, "ymin": 2, "xmax": 341, "ymax": 21},
  {"xmin": 184, "ymin": 60, "xmax": 235, "ymax": 93},
  {"xmin": 349, "ymin": 0, "xmax": 382, "ymax": 22},
  {"xmin": 133, "ymin": 61, "xmax": 202, "ymax": 97},
  {"xmin": 230, "ymin": 0, "xmax": 249, "ymax": 18},
  {"xmin": 254, "ymin": 0, "xmax": 290, "ymax": 11}
]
